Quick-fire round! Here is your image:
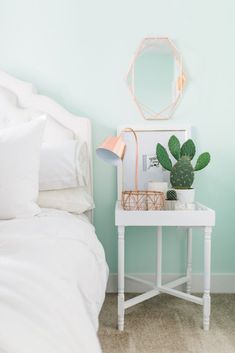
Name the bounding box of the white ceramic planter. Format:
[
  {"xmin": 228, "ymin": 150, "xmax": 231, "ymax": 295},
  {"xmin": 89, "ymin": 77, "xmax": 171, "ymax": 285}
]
[
  {"xmin": 174, "ymin": 188, "xmax": 195, "ymax": 204},
  {"xmin": 164, "ymin": 200, "xmax": 177, "ymax": 210},
  {"xmin": 174, "ymin": 201, "xmax": 196, "ymax": 210}
]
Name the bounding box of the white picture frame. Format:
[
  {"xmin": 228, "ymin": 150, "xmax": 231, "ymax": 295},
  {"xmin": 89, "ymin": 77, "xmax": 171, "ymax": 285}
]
[{"xmin": 117, "ymin": 125, "xmax": 191, "ymax": 200}]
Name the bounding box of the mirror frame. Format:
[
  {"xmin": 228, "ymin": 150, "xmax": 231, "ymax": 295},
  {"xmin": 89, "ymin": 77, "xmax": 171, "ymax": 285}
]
[{"xmin": 126, "ymin": 37, "xmax": 186, "ymax": 120}]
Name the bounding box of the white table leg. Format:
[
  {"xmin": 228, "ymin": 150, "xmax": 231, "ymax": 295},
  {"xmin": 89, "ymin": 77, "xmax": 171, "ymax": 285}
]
[
  {"xmin": 118, "ymin": 226, "xmax": 125, "ymax": 331},
  {"xmin": 186, "ymin": 227, "xmax": 192, "ymax": 294},
  {"xmin": 203, "ymin": 226, "xmax": 212, "ymax": 331},
  {"xmin": 156, "ymin": 226, "xmax": 162, "ymax": 288}
]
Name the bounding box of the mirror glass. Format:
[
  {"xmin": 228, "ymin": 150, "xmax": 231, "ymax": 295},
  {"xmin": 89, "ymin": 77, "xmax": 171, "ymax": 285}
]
[{"xmin": 127, "ymin": 38, "xmax": 185, "ymax": 120}]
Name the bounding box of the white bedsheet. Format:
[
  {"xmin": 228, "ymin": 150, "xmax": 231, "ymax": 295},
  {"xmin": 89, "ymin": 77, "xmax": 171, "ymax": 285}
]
[{"xmin": 0, "ymin": 208, "xmax": 108, "ymax": 353}]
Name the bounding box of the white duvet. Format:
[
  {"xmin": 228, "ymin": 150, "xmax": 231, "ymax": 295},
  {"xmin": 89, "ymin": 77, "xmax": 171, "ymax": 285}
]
[{"xmin": 0, "ymin": 209, "xmax": 108, "ymax": 353}]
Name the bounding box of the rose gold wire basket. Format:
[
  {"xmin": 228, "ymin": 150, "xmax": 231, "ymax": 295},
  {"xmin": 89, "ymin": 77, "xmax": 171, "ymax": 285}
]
[{"xmin": 121, "ymin": 129, "xmax": 165, "ymax": 211}]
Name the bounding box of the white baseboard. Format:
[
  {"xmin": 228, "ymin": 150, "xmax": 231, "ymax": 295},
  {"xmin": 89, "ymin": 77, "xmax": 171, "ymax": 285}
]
[{"xmin": 106, "ymin": 273, "xmax": 235, "ymax": 293}]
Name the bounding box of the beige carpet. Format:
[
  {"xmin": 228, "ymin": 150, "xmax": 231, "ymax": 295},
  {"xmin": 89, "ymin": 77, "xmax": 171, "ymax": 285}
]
[{"xmin": 98, "ymin": 294, "xmax": 235, "ymax": 353}]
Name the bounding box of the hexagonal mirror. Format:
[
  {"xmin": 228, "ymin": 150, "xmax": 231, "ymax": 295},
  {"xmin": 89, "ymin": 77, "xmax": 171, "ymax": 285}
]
[{"xmin": 127, "ymin": 37, "xmax": 186, "ymax": 120}]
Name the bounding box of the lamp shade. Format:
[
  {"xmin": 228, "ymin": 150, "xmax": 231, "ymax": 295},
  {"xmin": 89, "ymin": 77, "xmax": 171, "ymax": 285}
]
[{"xmin": 96, "ymin": 135, "xmax": 126, "ymax": 166}]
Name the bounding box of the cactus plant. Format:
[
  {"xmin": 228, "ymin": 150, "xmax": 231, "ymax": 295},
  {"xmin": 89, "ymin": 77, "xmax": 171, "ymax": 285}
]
[
  {"xmin": 156, "ymin": 135, "xmax": 210, "ymax": 189},
  {"xmin": 166, "ymin": 189, "xmax": 177, "ymax": 200}
]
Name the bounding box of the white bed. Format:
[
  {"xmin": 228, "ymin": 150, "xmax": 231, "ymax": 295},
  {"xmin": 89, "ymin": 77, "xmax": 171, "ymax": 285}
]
[{"xmin": 0, "ymin": 70, "xmax": 108, "ymax": 353}]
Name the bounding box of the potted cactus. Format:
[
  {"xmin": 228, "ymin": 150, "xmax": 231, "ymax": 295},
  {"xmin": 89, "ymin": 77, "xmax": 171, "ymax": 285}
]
[
  {"xmin": 156, "ymin": 135, "xmax": 210, "ymax": 204},
  {"xmin": 165, "ymin": 189, "xmax": 177, "ymax": 210}
]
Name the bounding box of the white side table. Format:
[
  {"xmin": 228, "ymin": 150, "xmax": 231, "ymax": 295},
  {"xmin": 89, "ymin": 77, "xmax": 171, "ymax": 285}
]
[{"xmin": 115, "ymin": 201, "xmax": 215, "ymax": 331}]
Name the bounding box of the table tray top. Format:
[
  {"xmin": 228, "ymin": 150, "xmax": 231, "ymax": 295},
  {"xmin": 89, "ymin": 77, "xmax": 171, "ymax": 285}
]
[{"xmin": 115, "ymin": 201, "xmax": 215, "ymax": 227}]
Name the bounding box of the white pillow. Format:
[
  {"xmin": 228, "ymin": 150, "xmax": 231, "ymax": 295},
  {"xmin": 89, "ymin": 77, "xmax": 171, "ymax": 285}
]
[
  {"xmin": 38, "ymin": 187, "xmax": 94, "ymax": 214},
  {"xmin": 39, "ymin": 140, "xmax": 89, "ymax": 191},
  {"xmin": 0, "ymin": 117, "xmax": 46, "ymax": 219}
]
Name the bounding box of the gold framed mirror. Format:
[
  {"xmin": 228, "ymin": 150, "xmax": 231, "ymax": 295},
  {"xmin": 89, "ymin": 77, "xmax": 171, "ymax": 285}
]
[{"xmin": 126, "ymin": 37, "xmax": 186, "ymax": 120}]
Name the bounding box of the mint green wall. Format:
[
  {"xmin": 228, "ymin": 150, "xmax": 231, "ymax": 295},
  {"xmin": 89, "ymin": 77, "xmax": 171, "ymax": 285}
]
[{"xmin": 0, "ymin": 0, "xmax": 234, "ymax": 274}]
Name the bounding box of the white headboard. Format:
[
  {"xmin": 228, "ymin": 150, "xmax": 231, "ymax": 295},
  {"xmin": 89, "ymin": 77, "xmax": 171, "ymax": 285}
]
[{"xmin": 0, "ymin": 70, "xmax": 93, "ymax": 218}]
